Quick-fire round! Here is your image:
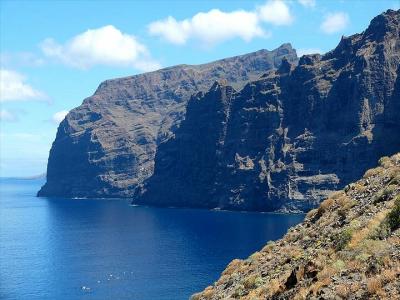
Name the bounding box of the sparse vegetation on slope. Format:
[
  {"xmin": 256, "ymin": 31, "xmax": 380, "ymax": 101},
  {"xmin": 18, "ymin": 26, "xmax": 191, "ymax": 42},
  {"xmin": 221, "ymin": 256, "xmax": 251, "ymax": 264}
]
[{"xmin": 192, "ymin": 153, "xmax": 400, "ymax": 299}]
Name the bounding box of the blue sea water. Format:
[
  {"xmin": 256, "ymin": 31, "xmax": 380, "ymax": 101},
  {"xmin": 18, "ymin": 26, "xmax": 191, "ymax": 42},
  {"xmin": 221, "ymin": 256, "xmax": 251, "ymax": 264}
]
[{"xmin": 0, "ymin": 178, "xmax": 304, "ymax": 300}]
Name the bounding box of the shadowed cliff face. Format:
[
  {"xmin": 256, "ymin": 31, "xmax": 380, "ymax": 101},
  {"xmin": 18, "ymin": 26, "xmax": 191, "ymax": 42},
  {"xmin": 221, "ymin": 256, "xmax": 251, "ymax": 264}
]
[
  {"xmin": 38, "ymin": 45, "xmax": 298, "ymax": 198},
  {"xmin": 136, "ymin": 10, "xmax": 400, "ymax": 212}
]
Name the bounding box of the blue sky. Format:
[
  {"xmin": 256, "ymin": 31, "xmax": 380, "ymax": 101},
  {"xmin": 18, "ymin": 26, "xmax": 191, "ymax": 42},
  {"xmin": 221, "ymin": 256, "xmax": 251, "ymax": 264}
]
[{"xmin": 0, "ymin": 0, "xmax": 398, "ymax": 177}]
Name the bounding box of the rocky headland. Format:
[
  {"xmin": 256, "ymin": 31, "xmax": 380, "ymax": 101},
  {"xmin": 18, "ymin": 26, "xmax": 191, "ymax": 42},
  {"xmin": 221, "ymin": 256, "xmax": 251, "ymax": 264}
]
[
  {"xmin": 192, "ymin": 153, "xmax": 400, "ymax": 299},
  {"xmin": 38, "ymin": 45, "xmax": 297, "ymax": 198}
]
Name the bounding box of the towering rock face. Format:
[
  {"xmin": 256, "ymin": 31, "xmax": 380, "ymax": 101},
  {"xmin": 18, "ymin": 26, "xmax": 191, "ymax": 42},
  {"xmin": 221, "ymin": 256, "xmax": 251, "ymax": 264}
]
[
  {"xmin": 135, "ymin": 10, "xmax": 400, "ymax": 212},
  {"xmin": 38, "ymin": 45, "xmax": 297, "ymax": 197}
]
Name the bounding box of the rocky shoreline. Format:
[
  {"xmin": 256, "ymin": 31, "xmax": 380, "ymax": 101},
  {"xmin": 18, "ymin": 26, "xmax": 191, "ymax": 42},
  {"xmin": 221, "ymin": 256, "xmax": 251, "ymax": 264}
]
[{"xmin": 192, "ymin": 153, "xmax": 400, "ymax": 299}]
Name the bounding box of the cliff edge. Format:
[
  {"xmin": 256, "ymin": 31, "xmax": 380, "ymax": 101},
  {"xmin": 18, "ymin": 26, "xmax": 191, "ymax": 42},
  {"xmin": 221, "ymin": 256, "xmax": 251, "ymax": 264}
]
[
  {"xmin": 38, "ymin": 45, "xmax": 297, "ymax": 198},
  {"xmin": 135, "ymin": 9, "xmax": 400, "ymax": 212}
]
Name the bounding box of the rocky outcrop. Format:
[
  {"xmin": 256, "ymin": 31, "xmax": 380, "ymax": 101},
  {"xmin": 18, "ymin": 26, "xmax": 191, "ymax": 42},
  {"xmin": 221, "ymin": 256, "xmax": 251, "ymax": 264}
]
[
  {"xmin": 135, "ymin": 9, "xmax": 400, "ymax": 212},
  {"xmin": 192, "ymin": 153, "xmax": 400, "ymax": 299},
  {"xmin": 38, "ymin": 45, "xmax": 297, "ymax": 197}
]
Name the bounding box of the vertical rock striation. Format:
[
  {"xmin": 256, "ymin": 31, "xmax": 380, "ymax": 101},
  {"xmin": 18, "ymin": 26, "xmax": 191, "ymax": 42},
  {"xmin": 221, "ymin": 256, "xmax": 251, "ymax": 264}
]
[
  {"xmin": 38, "ymin": 45, "xmax": 297, "ymax": 198},
  {"xmin": 136, "ymin": 10, "xmax": 400, "ymax": 212}
]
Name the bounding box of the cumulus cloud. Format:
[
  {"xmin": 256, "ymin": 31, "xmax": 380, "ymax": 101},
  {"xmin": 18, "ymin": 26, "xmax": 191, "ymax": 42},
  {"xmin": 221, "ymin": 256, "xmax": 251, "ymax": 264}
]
[
  {"xmin": 52, "ymin": 110, "xmax": 69, "ymax": 124},
  {"xmin": 148, "ymin": 0, "xmax": 292, "ymax": 46},
  {"xmin": 40, "ymin": 25, "xmax": 161, "ymax": 71},
  {"xmin": 0, "ymin": 69, "xmax": 46, "ymax": 102},
  {"xmin": 320, "ymin": 12, "xmax": 349, "ymax": 34},
  {"xmin": 0, "ymin": 109, "xmax": 18, "ymax": 122},
  {"xmin": 297, "ymin": 48, "xmax": 323, "ymax": 57},
  {"xmin": 297, "ymin": 0, "xmax": 316, "ymax": 7},
  {"xmin": 149, "ymin": 10, "xmax": 265, "ymax": 45},
  {"xmin": 258, "ymin": 0, "xmax": 293, "ymax": 25}
]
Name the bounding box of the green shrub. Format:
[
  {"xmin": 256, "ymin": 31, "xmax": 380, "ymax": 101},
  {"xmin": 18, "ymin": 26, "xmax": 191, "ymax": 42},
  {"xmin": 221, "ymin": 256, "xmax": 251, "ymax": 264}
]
[
  {"xmin": 332, "ymin": 259, "xmax": 346, "ymax": 271},
  {"xmin": 232, "ymin": 284, "xmax": 245, "ymax": 297},
  {"xmin": 335, "ymin": 228, "xmax": 353, "ymax": 251},
  {"xmin": 386, "ymin": 196, "xmax": 400, "ymax": 231},
  {"xmin": 389, "ymin": 174, "xmax": 400, "ymax": 185},
  {"xmin": 243, "ymin": 275, "xmax": 263, "ymax": 289},
  {"xmin": 368, "ymin": 221, "xmax": 391, "ymax": 240},
  {"xmin": 373, "ymin": 185, "xmax": 396, "ymax": 204},
  {"xmin": 368, "ymin": 196, "xmax": 400, "ymax": 239}
]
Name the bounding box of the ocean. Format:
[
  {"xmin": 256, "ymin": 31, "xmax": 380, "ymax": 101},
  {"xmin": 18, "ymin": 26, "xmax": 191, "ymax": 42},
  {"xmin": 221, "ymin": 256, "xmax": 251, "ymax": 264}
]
[{"xmin": 0, "ymin": 178, "xmax": 304, "ymax": 300}]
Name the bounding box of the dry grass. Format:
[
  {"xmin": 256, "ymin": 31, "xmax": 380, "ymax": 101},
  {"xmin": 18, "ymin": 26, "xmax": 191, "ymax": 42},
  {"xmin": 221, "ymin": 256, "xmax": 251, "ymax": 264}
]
[
  {"xmin": 222, "ymin": 259, "xmax": 242, "ymax": 276},
  {"xmin": 363, "ymin": 166, "xmax": 384, "ymax": 179},
  {"xmin": 381, "ymin": 255, "xmax": 392, "ymax": 267},
  {"xmin": 379, "ymin": 156, "xmax": 392, "ymax": 168},
  {"xmin": 347, "ymin": 259, "xmax": 363, "ymax": 271},
  {"xmin": 317, "ymin": 265, "xmax": 337, "ymax": 281},
  {"xmin": 190, "ymin": 293, "xmax": 202, "ymax": 300},
  {"xmin": 350, "ymin": 281, "xmax": 362, "ymax": 293},
  {"xmin": 267, "ymin": 278, "xmax": 283, "ymax": 297},
  {"xmin": 381, "ymin": 268, "xmax": 397, "ymax": 283},
  {"xmin": 367, "ymin": 276, "xmax": 382, "ymax": 295},
  {"xmin": 348, "ymin": 210, "xmax": 389, "ymax": 248},
  {"xmin": 216, "ymin": 274, "xmax": 229, "ymax": 285},
  {"xmin": 320, "ymin": 198, "xmax": 335, "ymax": 211},
  {"xmin": 314, "ymin": 198, "xmax": 336, "ymax": 221},
  {"xmin": 243, "ymin": 274, "xmax": 260, "ymax": 289},
  {"xmin": 201, "ymin": 286, "xmax": 215, "ymax": 300},
  {"xmin": 309, "ymin": 277, "xmax": 331, "ymax": 295},
  {"xmin": 285, "ymin": 245, "xmax": 303, "ymax": 260},
  {"xmin": 244, "ymin": 287, "xmax": 264, "ymax": 299},
  {"xmin": 296, "ymin": 265, "xmax": 305, "ymax": 282},
  {"xmin": 248, "ymin": 251, "xmax": 261, "ymax": 262},
  {"xmin": 335, "ymin": 283, "xmax": 351, "ymax": 298},
  {"xmin": 330, "ymin": 190, "xmax": 345, "ymax": 200},
  {"xmin": 336, "ymin": 194, "xmax": 352, "ymax": 206},
  {"xmin": 352, "ymin": 182, "xmax": 367, "ymax": 193},
  {"xmin": 388, "ymin": 235, "xmax": 400, "ymax": 244},
  {"xmin": 306, "ymin": 208, "xmax": 318, "ymax": 220},
  {"xmin": 261, "ymin": 242, "xmax": 275, "ymax": 253},
  {"xmin": 293, "ymin": 287, "xmax": 309, "ymax": 300}
]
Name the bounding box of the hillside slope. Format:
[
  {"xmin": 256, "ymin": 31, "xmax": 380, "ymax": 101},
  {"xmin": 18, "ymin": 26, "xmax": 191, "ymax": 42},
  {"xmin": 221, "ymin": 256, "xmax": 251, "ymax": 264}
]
[
  {"xmin": 135, "ymin": 9, "xmax": 400, "ymax": 212},
  {"xmin": 192, "ymin": 153, "xmax": 400, "ymax": 299},
  {"xmin": 38, "ymin": 45, "xmax": 297, "ymax": 198}
]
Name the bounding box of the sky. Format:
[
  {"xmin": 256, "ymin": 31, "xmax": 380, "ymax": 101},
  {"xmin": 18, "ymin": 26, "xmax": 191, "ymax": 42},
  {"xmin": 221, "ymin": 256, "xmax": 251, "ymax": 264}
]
[{"xmin": 0, "ymin": 0, "xmax": 398, "ymax": 177}]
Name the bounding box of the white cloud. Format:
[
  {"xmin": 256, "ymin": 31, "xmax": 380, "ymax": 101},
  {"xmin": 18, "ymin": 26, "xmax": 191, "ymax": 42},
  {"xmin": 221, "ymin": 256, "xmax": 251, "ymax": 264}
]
[
  {"xmin": 297, "ymin": 48, "xmax": 322, "ymax": 57},
  {"xmin": 0, "ymin": 109, "xmax": 18, "ymax": 122},
  {"xmin": 40, "ymin": 25, "xmax": 161, "ymax": 71},
  {"xmin": 149, "ymin": 17, "xmax": 191, "ymax": 45},
  {"xmin": 52, "ymin": 110, "xmax": 69, "ymax": 124},
  {"xmin": 258, "ymin": 0, "xmax": 293, "ymax": 26},
  {"xmin": 0, "ymin": 69, "xmax": 46, "ymax": 102},
  {"xmin": 148, "ymin": 0, "xmax": 292, "ymax": 46},
  {"xmin": 320, "ymin": 12, "xmax": 349, "ymax": 34},
  {"xmin": 297, "ymin": 0, "xmax": 316, "ymax": 7},
  {"xmin": 149, "ymin": 9, "xmax": 265, "ymax": 45}
]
